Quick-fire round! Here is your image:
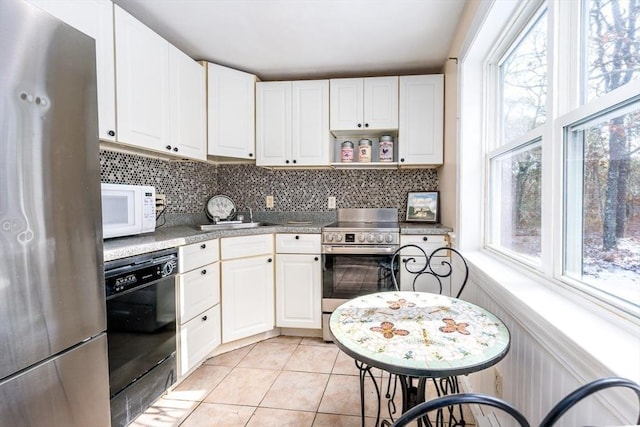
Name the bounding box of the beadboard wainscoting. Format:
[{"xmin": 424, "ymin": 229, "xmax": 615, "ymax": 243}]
[{"xmin": 458, "ymin": 255, "xmax": 638, "ymax": 426}]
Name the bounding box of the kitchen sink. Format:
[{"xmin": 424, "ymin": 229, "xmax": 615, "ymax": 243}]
[{"xmin": 197, "ymin": 222, "xmax": 273, "ymax": 231}]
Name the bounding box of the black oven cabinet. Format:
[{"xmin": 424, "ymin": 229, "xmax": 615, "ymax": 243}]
[
  {"xmin": 398, "ymin": 234, "xmax": 454, "ymax": 296},
  {"xmin": 220, "ymin": 234, "xmax": 275, "ymax": 343},
  {"xmin": 176, "ymin": 239, "xmax": 221, "ymax": 377},
  {"xmin": 275, "ymin": 233, "xmax": 322, "ymax": 329}
]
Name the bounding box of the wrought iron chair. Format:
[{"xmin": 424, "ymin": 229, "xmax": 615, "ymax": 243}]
[
  {"xmin": 384, "ymin": 244, "xmax": 470, "ymax": 424},
  {"xmin": 391, "ymin": 393, "xmax": 530, "ymax": 427},
  {"xmin": 539, "ymin": 376, "xmax": 640, "ymax": 427}
]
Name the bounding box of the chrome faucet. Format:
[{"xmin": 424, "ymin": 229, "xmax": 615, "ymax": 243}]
[{"xmin": 246, "ymin": 206, "xmax": 253, "ymax": 223}]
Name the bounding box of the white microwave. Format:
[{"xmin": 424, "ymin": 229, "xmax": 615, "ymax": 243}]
[{"xmin": 101, "ymin": 183, "xmax": 156, "ymax": 239}]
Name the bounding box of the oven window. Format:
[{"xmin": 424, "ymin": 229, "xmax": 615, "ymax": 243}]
[
  {"xmin": 106, "ymin": 277, "xmax": 176, "ymax": 398},
  {"xmin": 323, "ymin": 254, "xmax": 396, "ymax": 299}
]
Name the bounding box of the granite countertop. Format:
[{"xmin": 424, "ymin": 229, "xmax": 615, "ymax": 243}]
[
  {"xmin": 103, "ymin": 218, "xmax": 454, "ymax": 262},
  {"xmin": 103, "ymin": 222, "xmax": 330, "ymax": 262},
  {"xmin": 399, "ymin": 222, "xmax": 453, "ymax": 235}
]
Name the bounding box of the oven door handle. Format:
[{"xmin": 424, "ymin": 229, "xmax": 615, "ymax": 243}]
[{"xmin": 322, "ymin": 245, "xmax": 399, "ymax": 255}]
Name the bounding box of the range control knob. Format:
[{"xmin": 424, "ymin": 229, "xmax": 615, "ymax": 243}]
[
  {"xmin": 325, "ymin": 233, "xmax": 334, "ymax": 242},
  {"xmin": 358, "ymin": 233, "xmax": 365, "ymax": 242},
  {"xmin": 385, "ymin": 234, "xmax": 394, "ymax": 243},
  {"xmin": 366, "ymin": 234, "xmax": 375, "ymax": 243},
  {"xmin": 376, "ymin": 235, "xmax": 384, "ymax": 243},
  {"xmin": 335, "ymin": 234, "xmax": 343, "ymax": 242}
]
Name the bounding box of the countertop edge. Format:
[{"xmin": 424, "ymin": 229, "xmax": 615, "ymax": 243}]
[{"xmin": 104, "ymin": 223, "xmax": 454, "ymax": 262}]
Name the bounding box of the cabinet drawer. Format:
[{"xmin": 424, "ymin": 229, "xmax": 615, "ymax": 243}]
[
  {"xmin": 400, "ymin": 235, "xmax": 448, "ymax": 256},
  {"xmin": 177, "ymin": 262, "xmax": 220, "ymax": 324},
  {"xmin": 220, "ymin": 234, "xmax": 273, "ymax": 260},
  {"xmin": 275, "ymin": 234, "xmax": 321, "ymax": 254},
  {"xmin": 179, "ymin": 239, "xmax": 219, "ymax": 272},
  {"xmin": 178, "ymin": 305, "xmax": 220, "ymax": 376}
]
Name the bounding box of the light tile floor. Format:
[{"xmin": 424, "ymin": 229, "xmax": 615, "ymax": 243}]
[{"xmin": 131, "ymin": 336, "xmax": 473, "ymax": 427}]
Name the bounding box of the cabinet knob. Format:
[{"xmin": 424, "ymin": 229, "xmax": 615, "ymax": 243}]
[
  {"xmin": 173, "ymin": 147, "xmax": 178, "ymax": 152},
  {"xmin": 364, "ymin": 123, "xmax": 369, "ymax": 128},
  {"xmin": 108, "ymin": 130, "xmax": 115, "ymax": 137},
  {"xmin": 357, "ymin": 123, "xmax": 362, "ymax": 128},
  {"xmin": 285, "ymin": 160, "xmax": 290, "ymax": 164},
  {"xmin": 202, "ymin": 315, "xmax": 208, "ymax": 321},
  {"xmin": 423, "ymin": 236, "xmax": 428, "ymax": 241},
  {"xmin": 267, "ymin": 258, "xmax": 273, "ymax": 263},
  {"xmin": 249, "ymin": 153, "xmax": 253, "ymax": 157},
  {"xmin": 292, "ymin": 160, "xmax": 297, "ymax": 164},
  {"xmin": 314, "ymin": 257, "xmax": 319, "ymax": 261},
  {"xmin": 295, "ymin": 235, "xmax": 300, "ymax": 240},
  {"xmin": 166, "ymin": 145, "xmax": 172, "ymax": 150},
  {"xmin": 201, "ymin": 269, "xmax": 207, "ymax": 275},
  {"xmin": 200, "ymin": 244, "xmax": 206, "ymax": 249},
  {"xmin": 400, "ymin": 158, "xmax": 405, "ymax": 162}
]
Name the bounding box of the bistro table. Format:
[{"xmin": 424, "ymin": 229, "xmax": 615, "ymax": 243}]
[{"xmin": 329, "ymin": 291, "xmax": 510, "ymax": 427}]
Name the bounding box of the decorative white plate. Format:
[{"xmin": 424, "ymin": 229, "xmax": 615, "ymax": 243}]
[{"xmin": 205, "ymin": 195, "xmax": 236, "ymax": 221}]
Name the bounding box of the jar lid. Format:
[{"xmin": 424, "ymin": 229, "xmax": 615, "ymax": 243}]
[
  {"xmin": 342, "ymin": 140, "xmax": 354, "ymax": 147},
  {"xmin": 380, "ymin": 135, "xmax": 393, "ymax": 141},
  {"xmin": 359, "ymin": 139, "xmax": 371, "ymax": 145}
]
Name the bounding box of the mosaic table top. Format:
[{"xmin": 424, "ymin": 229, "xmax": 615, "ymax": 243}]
[{"xmin": 329, "ymin": 291, "xmax": 510, "ymax": 377}]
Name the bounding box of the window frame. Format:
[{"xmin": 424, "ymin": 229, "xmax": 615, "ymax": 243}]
[{"xmin": 482, "ymin": 0, "xmax": 640, "ymax": 318}]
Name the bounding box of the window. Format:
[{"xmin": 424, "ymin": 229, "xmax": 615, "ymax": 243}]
[
  {"xmin": 582, "ymin": 0, "xmax": 640, "ymax": 103},
  {"xmin": 483, "ymin": 0, "xmax": 639, "ymax": 314},
  {"xmin": 564, "ymin": 100, "xmax": 640, "ymax": 305},
  {"xmin": 487, "ymin": 6, "xmax": 547, "ymax": 263}
]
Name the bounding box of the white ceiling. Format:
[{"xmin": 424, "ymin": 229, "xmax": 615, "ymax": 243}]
[{"xmin": 112, "ymin": 0, "xmax": 467, "ymax": 81}]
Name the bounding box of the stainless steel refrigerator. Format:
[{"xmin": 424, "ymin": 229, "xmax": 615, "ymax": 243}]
[{"xmin": 0, "ymin": 0, "xmax": 110, "ymax": 425}]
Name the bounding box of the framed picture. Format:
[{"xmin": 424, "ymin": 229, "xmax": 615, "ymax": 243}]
[{"xmin": 406, "ymin": 191, "xmax": 439, "ymax": 223}]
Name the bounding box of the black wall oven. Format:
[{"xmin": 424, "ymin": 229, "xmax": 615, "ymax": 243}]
[{"xmin": 105, "ymin": 248, "xmax": 178, "ymax": 427}]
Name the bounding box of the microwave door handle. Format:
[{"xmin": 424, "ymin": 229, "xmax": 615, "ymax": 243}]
[{"xmin": 322, "ymin": 246, "xmax": 397, "ymax": 255}]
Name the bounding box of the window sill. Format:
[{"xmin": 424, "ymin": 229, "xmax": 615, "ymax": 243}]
[{"xmin": 464, "ymin": 250, "xmax": 640, "ymax": 383}]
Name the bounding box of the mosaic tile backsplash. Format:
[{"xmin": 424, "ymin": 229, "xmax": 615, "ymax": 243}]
[{"xmin": 100, "ymin": 150, "xmax": 438, "ymax": 220}]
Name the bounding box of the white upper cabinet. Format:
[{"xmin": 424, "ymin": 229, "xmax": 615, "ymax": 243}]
[
  {"xmin": 115, "ymin": 6, "xmax": 171, "ymax": 153},
  {"xmin": 114, "ymin": 6, "xmax": 206, "ymax": 160},
  {"xmin": 207, "ymin": 63, "xmax": 257, "ymax": 160},
  {"xmin": 330, "ymin": 76, "xmax": 398, "ymax": 132},
  {"xmin": 25, "ymin": 0, "xmax": 117, "ymax": 142},
  {"xmin": 169, "ymin": 46, "xmax": 206, "ymax": 161},
  {"xmin": 256, "ymin": 80, "xmax": 330, "ymax": 167},
  {"xmin": 398, "ymin": 75, "xmax": 444, "ymax": 166}
]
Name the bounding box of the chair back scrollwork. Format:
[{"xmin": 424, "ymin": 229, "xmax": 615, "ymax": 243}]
[
  {"xmin": 539, "ymin": 376, "xmax": 640, "ymax": 427},
  {"xmin": 391, "ymin": 244, "xmax": 469, "ymax": 298},
  {"xmin": 391, "ymin": 393, "xmax": 530, "ymax": 427}
]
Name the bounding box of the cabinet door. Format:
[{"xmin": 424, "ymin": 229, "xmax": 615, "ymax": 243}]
[
  {"xmin": 177, "ymin": 262, "xmax": 220, "ymax": 324},
  {"xmin": 179, "ymin": 305, "xmax": 220, "ymax": 376},
  {"xmin": 275, "ymin": 254, "xmax": 321, "ymax": 328},
  {"xmin": 364, "ymin": 76, "xmax": 398, "ymax": 130},
  {"xmin": 256, "ymin": 82, "xmax": 292, "ymax": 166},
  {"xmin": 114, "ymin": 6, "xmax": 170, "ymax": 152},
  {"xmin": 169, "ymin": 45, "xmax": 206, "ymax": 161},
  {"xmin": 398, "ymin": 75, "xmax": 444, "ymax": 165},
  {"xmin": 292, "ymin": 80, "xmax": 330, "ymax": 166},
  {"xmin": 329, "ymin": 78, "xmax": 363, "ymax": 131},
  {"xmin": 26, "ymin": 0, "xmax": 116, "ymax": 142},
  {"xmin": 207, "ymin": 63, "xmax": 256, "ymax": 159},
  {"xmin": 221, "ymin": 255, "xmax": 275, "ymax": 343}
]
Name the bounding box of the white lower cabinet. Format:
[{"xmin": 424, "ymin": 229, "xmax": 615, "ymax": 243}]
[
  {"xmin": 275, "ymin": 234, "xmax": 322, "ymax": 329},
  {"xmin": 220, "ymin": 234, "xmax": 274, "ymax": 343},
  {"xmin": 177, "ymin": 239, "xmax": 220, "ymax": 376},
  {"xmin": 179, "ymin": 305, "xmax": 220, "ymax": 375},
  {"xmin": 399, "ymin": 235, "xmax": 451, "ymax": 295}
]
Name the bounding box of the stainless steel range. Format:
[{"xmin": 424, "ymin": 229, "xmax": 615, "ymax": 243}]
[{"xmin": 321, "ymin": 208, "xmax": 400, "ymax": 341}]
